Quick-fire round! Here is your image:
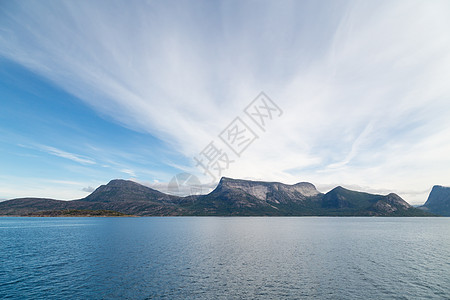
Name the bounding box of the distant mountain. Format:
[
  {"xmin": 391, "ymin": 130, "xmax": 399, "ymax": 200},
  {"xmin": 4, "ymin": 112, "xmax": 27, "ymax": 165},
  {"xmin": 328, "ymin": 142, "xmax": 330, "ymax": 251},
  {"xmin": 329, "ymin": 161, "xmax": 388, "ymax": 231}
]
[
  {"xmin": 178, "ymin": 177, "xmax": 324, "ymax": 216},
  {"xmin": 321, "ymin": 186, "xmax": 421, "ymax": 216},
  {"xmin": 0, "ymin": 177, "xmax": 433, "ymax": 216},
  {"xmin": 0, "ymin": 180, "xmax": 185, "ymax": 216},
  {"xmin": 421, "ymin": 185, "xmax": 450, "ymax": 216},
  {"xmin": 180, "ymin": 178, "xmax": 426, "ymax": 216},
  {"xmin": 83, "ymin": 179, "xmax": 174, "ymax": 203},
  {"xmin": 0, "ymin": 198, "xmax": 83, "ymax": 216}
]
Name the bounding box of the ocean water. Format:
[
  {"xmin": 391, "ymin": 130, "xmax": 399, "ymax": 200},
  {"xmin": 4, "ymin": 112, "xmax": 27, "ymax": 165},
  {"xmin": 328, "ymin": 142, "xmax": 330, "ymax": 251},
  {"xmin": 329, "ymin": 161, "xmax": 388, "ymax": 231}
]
[{"xmin": 0, "ymin": 217, "xmax": 449, "ymax": 299}]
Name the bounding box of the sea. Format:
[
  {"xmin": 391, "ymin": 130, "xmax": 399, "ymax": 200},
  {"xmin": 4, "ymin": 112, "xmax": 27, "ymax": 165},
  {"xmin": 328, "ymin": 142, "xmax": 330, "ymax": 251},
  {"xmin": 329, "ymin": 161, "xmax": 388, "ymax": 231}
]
[{"xmin": 1, "ymin": 217, "xmax": 449, "ymax": 299}]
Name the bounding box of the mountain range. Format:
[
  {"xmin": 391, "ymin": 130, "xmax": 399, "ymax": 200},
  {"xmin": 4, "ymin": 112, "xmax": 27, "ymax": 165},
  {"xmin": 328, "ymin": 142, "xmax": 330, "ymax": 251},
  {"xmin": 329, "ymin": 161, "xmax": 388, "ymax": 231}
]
[{"xmin": 0, "ymin": 177, "xmax": 437, "ymax": 216}]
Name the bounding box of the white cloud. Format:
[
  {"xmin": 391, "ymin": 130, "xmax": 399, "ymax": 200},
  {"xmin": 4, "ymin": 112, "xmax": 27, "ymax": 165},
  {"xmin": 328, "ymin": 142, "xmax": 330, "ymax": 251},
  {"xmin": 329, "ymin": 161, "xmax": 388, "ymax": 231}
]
[
  {"xmin": 134, "ymin": 178, "xmax": 217, "ymax": 197},
  {"xmin": 81, "ymin": 186, "xmax": 95, "ymax": 193},
  {"xmin": 37, "ymin": 145, "xmax": 97, "ymax": 165},
  {"xmin": 1, "ymin": 0, "xmax": 450, "ymax": 204},
  {"xmin": 0, "ymin": 175, "xmax": 100, "ymax": 200},
  {"xmin": 16, "ymin": 143, "xmax": 98, "ymax": 166},
  {"xmin": 121, "ymin": 169, "xmax": 136, "ymax": 178}
]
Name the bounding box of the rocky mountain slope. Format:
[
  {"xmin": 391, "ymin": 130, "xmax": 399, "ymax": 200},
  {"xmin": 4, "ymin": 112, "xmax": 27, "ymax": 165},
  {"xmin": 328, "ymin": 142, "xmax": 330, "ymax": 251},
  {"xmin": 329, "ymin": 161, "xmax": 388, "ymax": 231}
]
[
  {"xmin": 0, "ymin": 177, "xmax": 433, "ymax": 216},
  {"xmin": 420, "ymin": 185, "xmax": 450, "ymax": 216},
  {"xmin": 0, "ymin": 180, "xmax": 185, "ymax": 216},
  {"xmin": 321, "ymin": 186, "xmax": 416, "ymax": 216}
]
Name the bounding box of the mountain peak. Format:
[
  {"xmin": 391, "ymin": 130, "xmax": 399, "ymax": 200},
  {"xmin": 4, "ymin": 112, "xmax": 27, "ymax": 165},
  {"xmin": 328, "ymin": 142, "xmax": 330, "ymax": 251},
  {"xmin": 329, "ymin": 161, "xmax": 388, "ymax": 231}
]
[
  {"xmin": 83, "ymin": 179, "xmax": 168, "ymax": 202},
  {"xmin": 214, "ymin": 177, "xmax": 321, "ymax": 202},
  {"xmin": 322, "ymin": 187, "xmax": 414, "ymax": 214},
  {"xmin": 218, "ymin": 177, "xmax": 237, "ymax": 186},
  {"xmin": 422, "ymin": 185, "xmax": 450, "ymax": 216},
  {"xmin": 329, "ymin": 186, "xmax": 349, "ymax": 194},
  {"xmin": 383, "ymin": 193, "xmax": 411, "ymax": 209},
  {"xmin": 431, "ymin": 185, "xmax": 447, "ymax": 191},
  {"xmin": 219, "ymin": 176, "xmax": 233, "ymax": 182},
  {"xmin": 106, "ymin": 179, "xmax": 140, "ymax": 186}
]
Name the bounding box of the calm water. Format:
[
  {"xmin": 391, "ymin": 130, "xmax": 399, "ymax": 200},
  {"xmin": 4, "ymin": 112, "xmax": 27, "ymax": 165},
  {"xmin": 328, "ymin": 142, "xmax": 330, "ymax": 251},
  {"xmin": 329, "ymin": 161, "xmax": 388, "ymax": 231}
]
[{"xmin": 0, "ymin": 217, "xmax": 449, "ymax": 299}]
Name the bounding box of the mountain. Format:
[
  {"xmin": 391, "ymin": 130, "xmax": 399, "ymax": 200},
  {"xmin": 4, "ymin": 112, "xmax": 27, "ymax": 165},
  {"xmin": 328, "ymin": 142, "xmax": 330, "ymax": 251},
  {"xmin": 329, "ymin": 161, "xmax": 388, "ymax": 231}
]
[
  {"xmin": 0, "ymin": 177, "xmax": 433, "ymax": 216},
  {"xmin": 83, "ymin": 179, "xmax": 174, "ymax": 203},
  {"xmin": 76, "ymin": 179, "xmax": 185, "ymax": 215},
  {"xmin": 0, "ymin": 180, "xmax": 185, "ymax": 216},
  {"xmin": 421, "ymin": 185, "xmax": 450, "ymax": 216},
  {"xmin": 179, "ymin": 178, "xmax": 426, "ymax": 216},
  {"xmin": 321, "ymin": 186, "xmax": 422, "ymax": 216},
  {"xmin": 0, "ymin": 198, "xmax": 85, "ymax": 216},
  {"xmin": 178, "ymin": 177, "xmax": 323, "ymax": 216}
]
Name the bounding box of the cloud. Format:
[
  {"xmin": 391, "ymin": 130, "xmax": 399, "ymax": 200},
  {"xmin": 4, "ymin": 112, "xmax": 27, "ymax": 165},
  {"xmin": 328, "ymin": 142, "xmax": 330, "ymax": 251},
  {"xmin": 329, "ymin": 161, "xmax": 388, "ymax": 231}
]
[
  {"xmin": 0, "ymin": 175, "xmax": 100, "ymax": 200},
  {"xmin": 133, "ymin": 178, "xmax": 217, "ymax": 197},
  {"xmin": 121, "ymin": 169, "xmax": 136, "ymax": 178},
  {"xmin": 326, "ymin": 121, "xmax": 375, "ymax": 169},
  {"xmin": 1, "ymin": 0, "xmax": 450, "ymax": 204},
  {"xmin": 37, "ymin": 145, "xmax": 96, "ymax": 165},
  {"xmin": 81, "ymin": 186, "xmax": 95, "ymax": 193}
]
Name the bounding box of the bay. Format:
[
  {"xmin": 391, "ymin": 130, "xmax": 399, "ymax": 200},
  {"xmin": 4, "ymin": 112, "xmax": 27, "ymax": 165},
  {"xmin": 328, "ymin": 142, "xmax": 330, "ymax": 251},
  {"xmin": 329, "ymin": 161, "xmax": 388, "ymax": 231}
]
[{"xmin": 1, "ymin": 217, "xmax": 449, "ymax": 299}]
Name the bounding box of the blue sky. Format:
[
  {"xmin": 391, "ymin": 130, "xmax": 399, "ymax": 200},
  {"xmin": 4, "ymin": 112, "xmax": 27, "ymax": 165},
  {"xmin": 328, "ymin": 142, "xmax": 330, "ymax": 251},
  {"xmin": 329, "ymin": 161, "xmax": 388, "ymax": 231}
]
[{"xmin": 1, "ymin": 0, "xmax": 450, "ymax": 204}]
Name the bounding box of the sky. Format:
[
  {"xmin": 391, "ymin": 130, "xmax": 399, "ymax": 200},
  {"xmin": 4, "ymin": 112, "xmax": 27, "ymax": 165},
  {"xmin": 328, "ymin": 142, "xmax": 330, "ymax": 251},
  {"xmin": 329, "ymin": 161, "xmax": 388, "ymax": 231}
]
[{"xmin": 1, "ymin": 0, "xmax": 450, "ymax": 205}]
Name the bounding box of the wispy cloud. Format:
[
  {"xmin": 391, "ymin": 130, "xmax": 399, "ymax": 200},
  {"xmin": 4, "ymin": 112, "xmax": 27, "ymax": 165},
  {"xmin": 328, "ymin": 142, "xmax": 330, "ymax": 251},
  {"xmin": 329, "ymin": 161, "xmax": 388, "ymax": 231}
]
[
  {"xmin": 1, "ymin": 1, "xmax": 450, "ymax": 204},
  {"xmin": 37, "ymin": 145, "xmax": 96, "ymax": 165},
  {"xmin": 81, "ymin": 186, "xmax": 95, "ymax": 193},
  {"xmin": 133, "ymin": 178, "xmax": 217, "ymax": 197},
  {"xmin": 0, "ymin": 175, "xmax": 100, "ymax": 200},
  {"xmin": 120, "ymin": 169, "xmax": 136, "ymax": 178}
]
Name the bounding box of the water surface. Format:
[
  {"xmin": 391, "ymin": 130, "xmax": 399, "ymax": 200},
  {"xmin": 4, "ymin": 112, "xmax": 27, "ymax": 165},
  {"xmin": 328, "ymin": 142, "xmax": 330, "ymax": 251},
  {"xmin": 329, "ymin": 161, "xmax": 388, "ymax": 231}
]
[{"xmin": 1, "ymin": 217, "xmax": 449, "ymax": 299}]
